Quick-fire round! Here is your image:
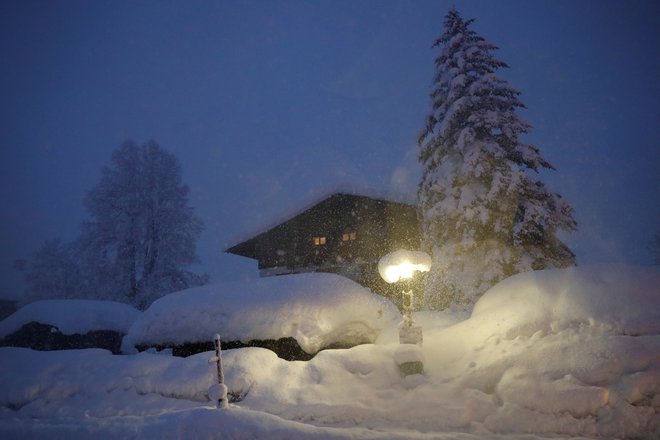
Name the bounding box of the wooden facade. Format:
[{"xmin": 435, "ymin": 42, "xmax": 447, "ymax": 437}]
[{"xmin": 226, "ymin": 193, "xmax": 422, "ymax": 303}]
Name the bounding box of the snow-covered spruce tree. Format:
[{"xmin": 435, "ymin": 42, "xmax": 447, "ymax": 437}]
[
  {"xmin": 417, "ymin": 8, "xmax": 576, "ymax": 310},
  {"xmin": 79, "ymin": 140, "xmax": 208, "ymax": 310}
]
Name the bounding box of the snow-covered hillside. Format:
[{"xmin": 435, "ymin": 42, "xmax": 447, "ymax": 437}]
[{"xmin": 1, "ymin": 265, "xmax": 658, "ymax": 439}]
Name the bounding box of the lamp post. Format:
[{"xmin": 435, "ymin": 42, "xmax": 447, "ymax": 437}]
[{"xmin": 378, "ymin": 250, "xmax": 431, "ymax": 377}]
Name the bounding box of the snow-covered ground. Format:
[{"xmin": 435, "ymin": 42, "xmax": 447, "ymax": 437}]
[{"xmin": 1, "ymin": 265, "xmax": 658, "ymax": 439}]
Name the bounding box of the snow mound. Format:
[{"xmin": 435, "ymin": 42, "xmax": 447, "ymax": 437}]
[
  {"xmin": 122, "ymin": 273, "xmax": 400, "ymax": 354},
  {"xmin": 472, "ymin": 264, "xmax": 660, "ymax": 339},
  {"xmin": 0, "ymin": 300, "xmax": 141, "ymax": 338},
  {"xmin": 421, "ymin": 264, "xmax": 660, "ymax": 438}
]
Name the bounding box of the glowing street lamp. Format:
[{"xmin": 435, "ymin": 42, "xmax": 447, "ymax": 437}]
[{"xmin": 378, "ymin": 250, "xmax": 431, "ymax": 377}]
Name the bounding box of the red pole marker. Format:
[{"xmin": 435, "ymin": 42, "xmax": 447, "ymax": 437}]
[{"xmin": 208, "ymin": 333, "xmax": 228, "ymax": 409}]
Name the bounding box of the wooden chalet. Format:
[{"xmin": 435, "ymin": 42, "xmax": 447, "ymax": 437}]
[{"xmin": 226, "ymin": 192, "xmax": 422, "ymax": 303}]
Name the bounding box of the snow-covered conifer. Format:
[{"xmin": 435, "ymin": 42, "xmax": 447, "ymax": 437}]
[{"xmin": 417, "ymin": 8, "xmax": 577, "ymax": 310}]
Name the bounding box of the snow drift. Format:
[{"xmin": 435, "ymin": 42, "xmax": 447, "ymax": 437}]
[
  {"xmin": 420, "ymin": 264, "xmax": 660, "ymax": 438},
  {"xmin": 122, "ymin": 273, "xmax": 401, "ymax": 354},
  {"xmin": 471, "ymin": 263, "xmax": 660, "ymax": 337}
]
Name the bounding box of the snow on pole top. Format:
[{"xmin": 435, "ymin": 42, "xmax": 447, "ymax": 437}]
[{"xmin": 378, "ymin": 250, "xmax": 432, "ymax": 284}]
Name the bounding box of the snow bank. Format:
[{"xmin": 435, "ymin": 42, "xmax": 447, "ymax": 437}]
[
  {"xmin": 122, "ymin": 273, "xmax": 400, "ymax": 354},
  {"xmin": 0, "ymin": 300, "xmax": 141, "ymax": 338},
  {"xmin": 471, "ymin": 264, "xmax": 660, "ymax": 338},
  {"xmin": 0, "ymin": 345, "xmax": 497, "ymax": 440},
  {"xmin": 421, "ymin": 264, "xmax": 660, "ymax": 438},
  {"xmin": 0, "ymin": 347, "xmax": 209, "ymax": 418}
]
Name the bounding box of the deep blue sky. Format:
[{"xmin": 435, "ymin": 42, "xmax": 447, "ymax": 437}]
[{"xmin": 1, "ymin": 0, "xmax": 658, "ymax": 299}]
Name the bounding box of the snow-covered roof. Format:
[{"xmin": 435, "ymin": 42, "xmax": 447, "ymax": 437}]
[
  {"xmin": 225, "ymin": 183, "xmax": 417, "ymax": 251},
  {"xmin": 122, "ymin": 272, "xmax": 401, "ymax": 354},
  {"xmin": 0, "ymin": 299, "xmax": 141, "ymax": 338}
]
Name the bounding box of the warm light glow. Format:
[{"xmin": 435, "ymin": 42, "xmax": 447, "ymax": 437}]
[
  {"xmin": 378, "ymin": 250, "xmax": 432, "ymax": 283},
  {"xmin": 342, "ymin": 231, "xmax": 357, "ymax": 241},
  {"xmin": 382, "ymin": 261, "xmax": 429, "ymax": 283}
]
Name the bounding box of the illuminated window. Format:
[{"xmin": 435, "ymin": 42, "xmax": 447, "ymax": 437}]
[
  {"xmin": 313, "ymin": 236, "xmax": 326, "ymax": 246},
  {"xmin": 342, "ymin": 231, "xmax": 357, "ymax": 241}
]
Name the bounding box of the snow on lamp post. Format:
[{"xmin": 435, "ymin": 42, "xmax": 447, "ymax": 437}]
[{"xmin": 378, "ymin": 250, "xmax": 431, "ymax": 377}]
